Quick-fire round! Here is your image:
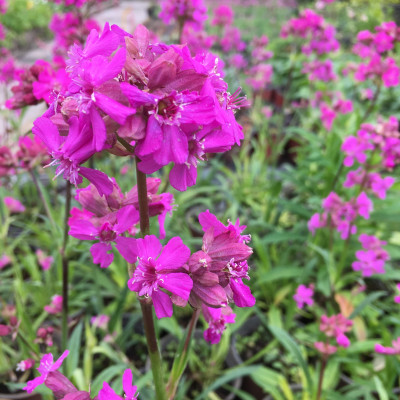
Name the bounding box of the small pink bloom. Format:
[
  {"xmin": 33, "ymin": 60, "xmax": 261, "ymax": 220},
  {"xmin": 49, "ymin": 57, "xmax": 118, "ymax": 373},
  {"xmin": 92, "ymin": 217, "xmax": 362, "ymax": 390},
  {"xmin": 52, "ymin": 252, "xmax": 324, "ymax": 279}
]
[
  {"xmin": 293, "ymin": 284, "xmax": 314, "ymax": 309},
  {"xmin": 202, "ymin": 305, "xmax": 236, "ymax": 344},
  {"xmin": 0, "ymin": 254, "xmax": 11, "ymax": 269},
  {"xmin": 36, "ymin": 249, "xmax": 54, "ymax": 271},
  {"xmin": 98, "ymin": 369, "xmax": 138, "ymax": 400},
  {"xmin": 314, "ymin": 341, "xmax": 337, "ymax": 355},
  {"xmin": 375, "ymin": 338, "xmax": 400, "ymax": 355},
  {"xmin": 16, "ymin": 359, "xmax": 35, "ymax": 372},
  {"xmin": 4, "ymin": 197, "xmax": 25, "ymax": 213},
  {"xmin": 91, "ymin": 314, "xmax": 109, "ymax": 330},
  {"xmin": 44, "ymin": 295, "xmax": 63, "ymax": 314}
]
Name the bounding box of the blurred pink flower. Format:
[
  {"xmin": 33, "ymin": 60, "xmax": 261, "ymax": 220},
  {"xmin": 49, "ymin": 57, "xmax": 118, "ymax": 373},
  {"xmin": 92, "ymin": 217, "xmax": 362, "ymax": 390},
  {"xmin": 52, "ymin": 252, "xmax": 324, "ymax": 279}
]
[
  {"xmin": 293, "ymin": 284, "xmax": 314, "ymax": 309},
  {"xmin": 36, "ymin": 249, "xmax": 54, "ymax": 271},
  {"xmin": 314, "ymin": 341, "xmax": 337, "ymax": 355},
  {"xmin": 202, "ymin": 305, "xmax": 235, "ymax": 344},
  {"xmin": 0, "ymin": 254, "xmax": 11, "ymax": 269},
  {"xmin": 16, "ymin": 359, "xmax": 35, "ymax": 372},
  {"xmin": 375, "ymin": 337, "xmax": 400, "ymax": 355},
  {"xmin": 4, "ymin": 197, "xmax": 25, "ymax": 213},
  {"xmin": 91, "ymin": 314, "xmax": 109, "ymax": 329},
  {"xmin": 44, "ymin": 295, "xmax": 63, "ymax": 314}
]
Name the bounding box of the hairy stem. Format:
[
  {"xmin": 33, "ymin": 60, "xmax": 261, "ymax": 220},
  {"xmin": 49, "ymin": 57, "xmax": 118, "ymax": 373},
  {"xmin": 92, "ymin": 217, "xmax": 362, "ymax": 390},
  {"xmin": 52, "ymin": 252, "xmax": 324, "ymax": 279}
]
[
  {"xmin": 135, "ymin": 160, "xmax": 167, "ymax": 400},
  {"xmin": 61, "ymin": 182, "xmax": 72, "ymax": 353}
]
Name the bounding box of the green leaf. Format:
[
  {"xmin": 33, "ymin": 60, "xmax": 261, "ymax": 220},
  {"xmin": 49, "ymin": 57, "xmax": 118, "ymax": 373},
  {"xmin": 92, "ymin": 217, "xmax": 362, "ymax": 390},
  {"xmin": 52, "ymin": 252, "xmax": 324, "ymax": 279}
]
[
  {"xmin": 349, "ymin": 291, "xmax": 386, "ymax": 319},
  {"xmin": 373, "ymin": 376, "xmax": 389, "ymax": 400},
  {"xmin": 268, "ymin": 326, "xmax": 313, "ymax": 396},
  {"xmin": 66, "ymin": 322, "xmax": 83, "ymax": 377}
]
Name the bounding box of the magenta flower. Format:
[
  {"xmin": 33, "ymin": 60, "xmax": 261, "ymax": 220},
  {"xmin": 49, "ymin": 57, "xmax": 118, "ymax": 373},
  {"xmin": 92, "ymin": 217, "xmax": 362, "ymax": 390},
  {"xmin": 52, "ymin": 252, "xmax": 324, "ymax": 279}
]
[
  {"xmin": 98, "ymin": 369, "xmax": 137, "ymax": 400},
  {"xmin": 44, "ymin": 295, "xmax": 63, "ymax": 314},
  {"xmin": 293, "ymin": 284, "xmax": 314, "ymax": 309},
  {"xmin": 395, "ymin": 283, "xmax": 400, "ymax": 303},
  {"xmin": 375, "ymin": 338, "xmax": 400, "ymax": 355},
  {"xmin": 0, "ymin": 254, "xmax": 11, "ymax": 269},
  {"xmin": 35, "ymin": 326, "xmax": 55, "ymax": 347},
  {"xmin": 127, "ymin": 235, "xmax": 193, "ymax": 318},
  {"xmin": 246, "ymin": 64, "xmax": 273, "ymax": 91},
  {"xmin": 159, "ymin": 0, "xmax": 207, "ymax": 31},
  {"xmin": 16, "ymin": 359, "xmax": 35, "ymax": 372},
  {"xmin": 33, "ymin": 116, "xmax": 113, "ymax": 195},
  {"xmin": 193, "ymin": 210, "xmax": 255, "ymax": 308},
  {"xmin": 303, "ymin": 60, "xmax": 336, "ymax": 82},
  {"xmin": 4, "ymin": 196, "xmax": 25, "ymax": 213},
  {"xmin": 314, "ymin": 342, "xmax": 337, "ymax": 355},
  {"xmin": 308, "ymin": 213, "xmax": 326, "ymax": 235},
  {"xmin": 23, "ymin": 350, "xmax": 69, "ymax": 393},
  {"xmin": 320, "ymin": 314, "xmax": 353, "ymax": 348},
  {"xmin": 202, "ymin": 305, "xmax": 236, "ymax": 344},
  {"xmin": 36, "ymin": 249, "xmax": 54, "ymax": 271},
  {"xmin": 90, "ymin": 314, "xmax": 109, "ymax": 330},
  {"xmin": 211, "ymin": 5, "xmax": 234, "ymax": 27}
]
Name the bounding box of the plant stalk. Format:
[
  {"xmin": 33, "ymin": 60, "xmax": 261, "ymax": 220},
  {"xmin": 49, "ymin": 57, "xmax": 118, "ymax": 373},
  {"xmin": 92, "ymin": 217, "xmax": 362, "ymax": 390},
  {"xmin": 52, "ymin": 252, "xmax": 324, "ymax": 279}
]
[
  {"xmin": 167, "ymin": 308, "xmax": 201, "ymax": 400},
  {"xmin": 135, "ymin": 160, "xmax": 167, "ymax": 400},
  {"xmin": 61, "ymin": 182, "xmax": 72, "ymax": 352},
  {"xmin": 316, "ymin": 355, "xmax": 327, "ymax": 400}
]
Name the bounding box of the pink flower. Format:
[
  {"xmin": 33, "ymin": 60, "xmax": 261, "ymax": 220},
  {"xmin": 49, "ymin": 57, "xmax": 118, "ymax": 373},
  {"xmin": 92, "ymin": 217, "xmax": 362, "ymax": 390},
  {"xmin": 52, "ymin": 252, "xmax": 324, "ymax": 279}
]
[
  {"xmin": 395, "ymin": 283, "xmax": 400, "ymax": 304},
  {"xmin": 246, "ymin": 64, "xmax": 273, "ymax": 90},
  {"xmin": 375, "ymin": 337, "xmax": 400, "ymax": 355},
  {"xmin": 90, "ymin": 314, "xmax": 109, "ymax": 329},
  {"xmin": 320, "ymin": 103, "xmax": 336, "ymax": 131},
  {"xmin": 98, "ymin": 369, "xmax": 137, "ymax": 400},
  {"xmin": 44, "ymin": 295, "xmax": 63, "ymax": 314},
  {"xmin": 230, "ymin": 53, "xmax": 248, "ymax": 70},
  {"xmin": 159, "ymin": 0, "xmax": 207, "ymax": 30},
  {"xmin": 0, "ymin": 254, "xmax": 11, "ymax": 269},
  {"xmin": 320, "ymin": 314, "xmax": 353, "ymax": 348},
  {"xmin": 23, "ymin": 350, "xmax": 69, "ymax": 393},
  {"xmin": 16, "ymin": 359, "xmax": 35, "ymax": 372},
  {"xmin": 211, "ymin": 5, "xmax": 234, "ymax": 27},
  {"xmin": 293, "ymin": 284, "xmax": 314, "ymax": 309},
  {"xmin": 314, "ymin": 342, "xmax": 337, "ymax": 355},
  {"xmin": 303, "ymin": 59, "xmax": 336, "ymax": 82},
  {"xmin": 127, "ymin": 235, "xmax": 193, "ymax": 318},
  {"xmin": 308, "ymin": 213, "xmax": 326, "ymax": 235},
  {"xmin": 341, "ymin": 135, "xmax": 373, "ymax": 167},
  {"xmin": 356, "ymin": 192, "xmax": 373, "ymax": 219},
  {"xmin": 36, "ymin": 249, "xmax": 54, "ymax": 271},
  {"xmin": 202, "ymin": 305, "xmax": 235, "ymax": 344},
  {"xmin": 4, "ymin": 197, "xmax": 25, "ymax": 213}
]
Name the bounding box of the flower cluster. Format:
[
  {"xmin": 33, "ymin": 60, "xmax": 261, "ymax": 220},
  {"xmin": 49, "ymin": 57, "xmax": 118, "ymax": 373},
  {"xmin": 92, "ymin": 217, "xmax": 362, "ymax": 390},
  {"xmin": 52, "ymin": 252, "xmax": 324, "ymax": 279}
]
[
  {"xmin": 30, "ymin": 23, "xmax": 246, "ymax": 192},
  {"xmin": 281, "ymin": 9, "xmax": 339, "ymax": 55},
  {"xmin": 315, "ymin": 313, "xmax": 353, "ymax": 355},
  {"xmin": 308, "ymin": 191, "xmax": 373, "ymax": 239},
  {"xmin": 302, "ymin": 59, "xmax": 336, "ymax": 82},
  {"xmin": 353, "ymin": 22, "xmax": 400, "ymax": 87},
  {"xmin": 352, "ymin": 234, "xmax": 389, "ymax": 276},
  {"xmin": 202, "ymin": 305, "xmax": 235, "ymax": 344}
]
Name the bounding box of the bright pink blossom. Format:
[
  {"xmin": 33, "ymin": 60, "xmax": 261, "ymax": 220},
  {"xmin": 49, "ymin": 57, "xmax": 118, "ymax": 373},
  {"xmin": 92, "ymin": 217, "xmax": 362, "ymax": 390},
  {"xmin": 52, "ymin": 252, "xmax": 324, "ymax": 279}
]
[
  {"xmin": 23, "ymin": 350, "xmax": 69, "ymax": 393},
  {"xmin": 202, "ymin": 305, "xmax": 235, "ymax": 344},
  {"xmin": 98, "ymin": 369, "xmax": 137, "ymax": 400},
  {"xmin": 36, "ymin": 249, "xmax": 54, "ymax": 271},
  {"xmin": 375, "ymin": 337, "xmax": 400, "ymax": 355},
  {"xmin": 16, "ymin": 359, "xmax": 35, "ymax": 372},
  {"xmin": 211, "ymin": 5, "xmax": 234, "ymax": 26},
  {"xmin": 293, "ymin": 284, "xmax": 314, "ymax": 309},
  {"xmin": 159, "ymin": 0, "xmax": 207, "ymax": 30},
  {"xmin": 127, "ymin": 235, "xmax": 193, "ymax": 318}
]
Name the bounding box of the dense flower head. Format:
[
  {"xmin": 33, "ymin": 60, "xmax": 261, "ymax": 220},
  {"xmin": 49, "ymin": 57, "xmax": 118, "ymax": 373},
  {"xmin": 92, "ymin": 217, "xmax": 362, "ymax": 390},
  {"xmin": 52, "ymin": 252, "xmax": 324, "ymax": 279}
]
[
  {"xmin": 23, "ymin": 350, "xmax": 69, "ymax": 393},
  {"xmin": 309, "ymin": 192, "xmax": 373, "ymax": 239},
  {"xmin": 302, "ymin": 59, "xmax": 336, "ymax": 82},
  {"xmin": 187, "ymin": 210, "xmax": 254, "ymax": 309},
  {"xmin": 69, "ymin": 177, "xmax": 174, "ymax": 268},
  {"xmin": 33, "ymin": 23, "xmax": 247, "ymax": 192},
  {"xmin": 126, "ymin": 235, "xmax": 193, "ymax": 318},
  {"xmin": 281, "ymin": 9, "xmax": 339, "ymax": 55},
  {"xmin": 211, "ymin": 4, "xmax": 234, "ymax": 27},
  {"xmin": 293, "ymin": 284, "xmax": 314, "ymax": 309},
  {"xmin": 50, "ymin": 12, "xmax": 100, "ymax": 56},
  {"xmin": 352, "ymin": 233, "xmax": 389, "ymax": 276},
  {"xmin": 202, "ymin": 304, "xmax": 235, "ymax": 344},
  {"xmin": 319, "ymin": 313, "xmax": 353, "ymax": 348},
  {"xmin": 159, "ymin": 0, "xmax": 207, "ymax": 30}
]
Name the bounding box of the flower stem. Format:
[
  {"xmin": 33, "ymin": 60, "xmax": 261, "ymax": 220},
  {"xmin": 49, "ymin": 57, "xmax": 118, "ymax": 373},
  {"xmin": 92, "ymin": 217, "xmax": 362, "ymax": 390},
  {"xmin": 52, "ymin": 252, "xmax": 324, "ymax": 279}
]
[
  {"xmin": 316, "ymin": 355, "xmax": 328, "ymax": 400},
  {"xmin": 166, "ymin": 308, "xmax": 201, "ymax": 400},
  {"xmin": 30, "ymin": 169, "xmax": 56, "ymax": 230},
  {"xmin": 61, "ymin": 182, "xmax": 72, "ymax": 353},
  {"xmin": 135, "ymin": 160, "xmax": 167, "ymax": 400}
]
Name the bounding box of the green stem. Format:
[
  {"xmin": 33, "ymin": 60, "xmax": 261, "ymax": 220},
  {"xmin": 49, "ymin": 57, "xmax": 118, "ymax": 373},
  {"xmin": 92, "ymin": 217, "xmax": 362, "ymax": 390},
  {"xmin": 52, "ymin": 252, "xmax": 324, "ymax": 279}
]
[
  {"xmin": 166, "ymin": 309, "xmax": 200, "ymax": 400},
  {"xmin": 61, "ymin": 182, "xmax": 72, "ymax": 353},
  {"xmin": 30, "ymin": 169, "xmax": 56, "ymax": 230},
  {"xmin": 135, "ymin": 160, "xmax": 167, "ymax": 400}
]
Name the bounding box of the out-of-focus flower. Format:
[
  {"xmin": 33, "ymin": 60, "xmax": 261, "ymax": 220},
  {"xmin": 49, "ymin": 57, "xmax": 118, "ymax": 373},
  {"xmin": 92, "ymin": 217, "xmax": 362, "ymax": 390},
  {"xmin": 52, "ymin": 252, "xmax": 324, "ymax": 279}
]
[
  {"xmin": 44, "ymin": 295, "xmax": 63, "ymax": 314},
  {"xmin": 0, "ymin": 254, "xmax": 11, "ymax": 269},
  {"xmin": 375, "ymin": 337, "xmax": 400, "ymax": 355},
  {"xmin": 211, "ymin": 5, "xmax": 234, "ymax": 27},
  {"xmin": 35, "ymin": 326, "xmax": 54, "ymax": 347},
  {"xmin": 91, "ymin": 314, "xmax": 109, "ymax": 329},
  {"xmin": 4, "ymin": 197, "xmax": 25, "ymax": 214},
  {"xmin": 293, "ymin": 284, "xmax": 314, "ymax": 309},
  {"xmin": 202, "ymin": 305, "xmax": 235, "ymax": 344},
  {"xmin": 16, "ymin": 359, "xmax": 35, "ymax": 372},
  {"xmin": 98, "ymin": 369, "xmax": 138, "ymax": 400},
  {"xmin": 36, "ymin": 249, "xmax": 54, "ymax": 271}
]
